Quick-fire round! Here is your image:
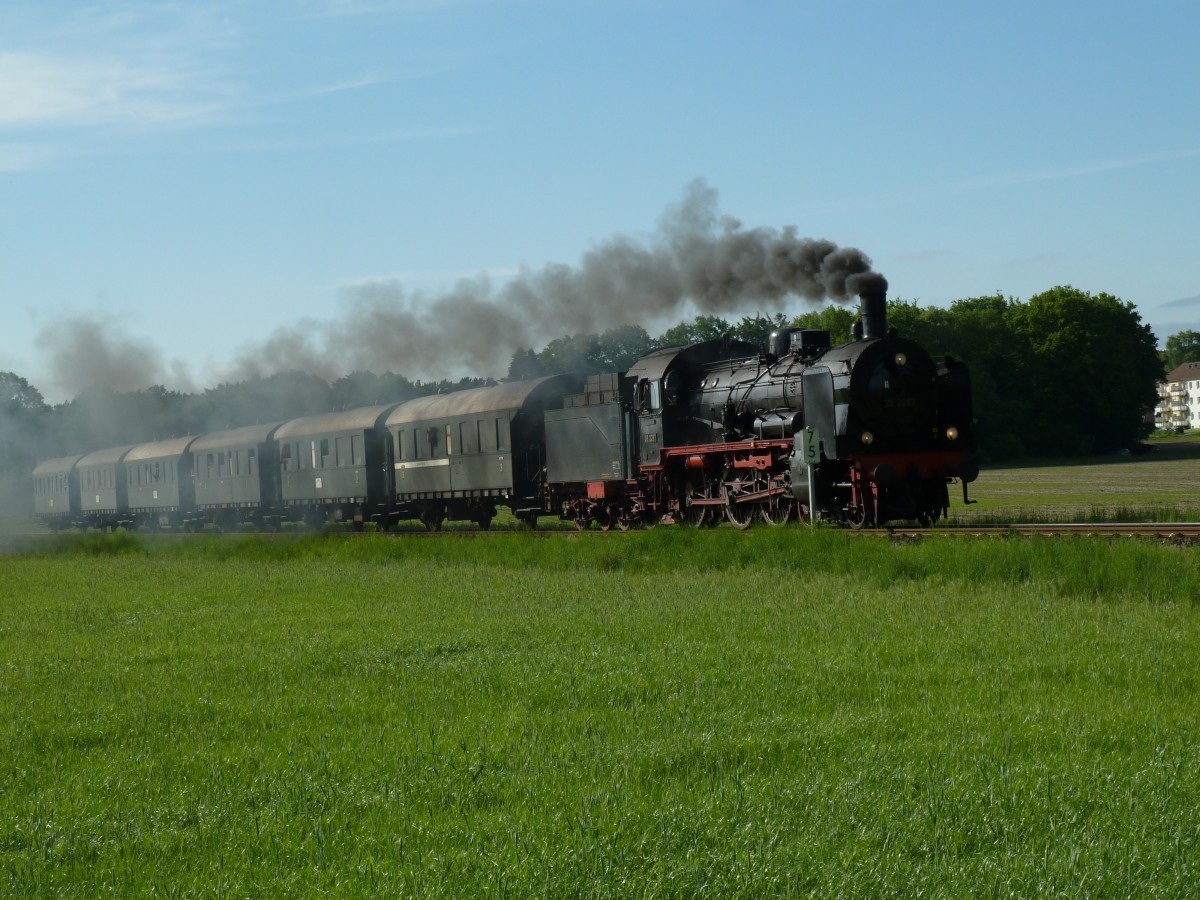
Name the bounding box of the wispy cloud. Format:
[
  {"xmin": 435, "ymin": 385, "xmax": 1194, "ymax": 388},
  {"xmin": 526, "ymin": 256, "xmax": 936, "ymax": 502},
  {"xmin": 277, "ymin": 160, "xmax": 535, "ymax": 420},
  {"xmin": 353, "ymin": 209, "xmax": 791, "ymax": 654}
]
[
  {"xmin": 300, "ymin": 0, "xmax": 486, "ymax": 18},
  {"xmin": 0, "ymin": 3, "xmax": 477, "ymax": 168},
  {"xmin": 893, "ymin": 249, "xmax": 958, "ymax": 264},
  {"xmin": 858, "ymin": 147, "xmax": 1200, "ymax": 214},
  {"xmin": 945, "ymin": 148, "xmax": 1200, "ymax": 192},
  {"xmin": 1162, "ymin": 294, "xmax": 1200, "ymax": 309},
  {"xmin": 0, "ymin": 51, "xmax": 230, "ymax": 132},
  {"xmin": 345, "ymin": 265, "xmax": 521, "ymax": 289},
  {"xmin": 0, "ymin": 140, "xmax": 60, "ymax": 172}
]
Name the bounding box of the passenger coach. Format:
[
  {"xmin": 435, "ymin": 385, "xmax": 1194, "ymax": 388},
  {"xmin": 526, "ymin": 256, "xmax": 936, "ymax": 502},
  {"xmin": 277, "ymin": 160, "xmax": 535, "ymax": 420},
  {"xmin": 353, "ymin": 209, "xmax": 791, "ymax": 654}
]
[
  {"xmin": 32, "ymin": 454, "xmax": 84, "ymax": 531},
  {"xmin": 274, "ymin": 404, "xmax": 403, "ymax": 529},
  {"xmin": 191, "ymin": 422, "xmax": 286, "ymax": 531},
  {"xmin": 125, "ymin": 436, "xmax": 197, "ymax": 530},
  {"xmin": 386, "ymin": 375, "xmax": 580, "ymax": 529}
]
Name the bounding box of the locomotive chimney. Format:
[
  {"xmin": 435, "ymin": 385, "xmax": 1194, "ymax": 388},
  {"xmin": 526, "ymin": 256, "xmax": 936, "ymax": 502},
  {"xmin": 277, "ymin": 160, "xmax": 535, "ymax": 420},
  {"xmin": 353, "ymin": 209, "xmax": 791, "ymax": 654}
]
[{"xmin": 859, "ymin": 288, "xmax": 887, "ymax": 340}]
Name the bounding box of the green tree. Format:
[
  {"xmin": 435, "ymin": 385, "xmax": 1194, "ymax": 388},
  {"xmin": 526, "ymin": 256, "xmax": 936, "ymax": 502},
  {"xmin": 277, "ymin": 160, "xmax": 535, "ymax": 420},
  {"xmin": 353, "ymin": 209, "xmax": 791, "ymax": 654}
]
[
  {"xmin": 0, "ymin": 372, "xmax": 50, "ymax": 494},
  {"xmin": 537, "ymin": 333, "xmax": 601, "ymax": 375},
  {"xmin": 729, "ymin": 313, "xmax": 789, "ymax": 348},
  {"xmin": 592, "ymin": 325, "xmax": 657, "ymax": 373},
  {"xmin": 1161, "ymin": 330, "xmax": 1200, "ymax": 372},
  {"xmin": 1008, "ymin": 286, "xmax": 1161, "ymax": 455},
  {"xmin": 944, "ymin": 294, "xmax": 1035, "ymax": 459},
  {"xmin": 506, "ymin": 349, "xmax": 545, "ymax": 382},
  {"xmin": 790, "ymin": 305, "xmax": 857, "ymax": 345},
  {"xmin": 657, "ymin": 315, "xmax": 731, "ymax": 347},
  {"xmin": 198, "ymin": 372, "xmax": 333, "ymax": 433},
  {"xmin": 330, "ymin": 371, "xmax": 420, "ymax": 409}
]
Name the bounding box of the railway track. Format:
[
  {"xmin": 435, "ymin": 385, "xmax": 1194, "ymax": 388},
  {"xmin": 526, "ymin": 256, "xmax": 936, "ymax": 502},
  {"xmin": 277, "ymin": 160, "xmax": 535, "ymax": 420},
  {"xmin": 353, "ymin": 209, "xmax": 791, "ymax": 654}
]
[
  {"xmin": 9, "ymin": 521, "xmax": 1200, "ymax": 541},
  {"xmin": 877, "ymin": 522, "xmax": 1200, "ymax": 540}
]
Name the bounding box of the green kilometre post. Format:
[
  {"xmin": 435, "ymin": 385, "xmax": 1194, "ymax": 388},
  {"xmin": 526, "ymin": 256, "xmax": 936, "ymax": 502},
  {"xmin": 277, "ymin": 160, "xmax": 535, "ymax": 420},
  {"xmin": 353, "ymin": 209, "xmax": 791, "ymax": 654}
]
[{"xmin": 802, "ymin": 426, "xmax": 820, "ymax": 527}]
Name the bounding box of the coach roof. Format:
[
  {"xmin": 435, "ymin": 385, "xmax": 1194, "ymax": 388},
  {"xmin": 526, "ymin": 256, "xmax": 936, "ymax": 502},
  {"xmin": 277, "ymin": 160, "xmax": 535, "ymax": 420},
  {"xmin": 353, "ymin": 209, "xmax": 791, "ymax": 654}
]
[
  {"xmin": 190, "ymin": 422, "xmax": 286, "ymax": 452},
  {"xmin": 32, "ymin": 454, "xmax": 85, "ymax": 477},
  {"xmin": 274, "ymin": 404, "xmax": 403, "ymax": 440},
  {"xmin": 385, "ymin": 376, "xmax": 577, "ymax": 427},
  {"xmin": 76, "ymin": 445, "xmax": 136, "ymax": 467},
  {"xmin": 125, "ymin": 436, "xmax": 199, "ymax": 463}
]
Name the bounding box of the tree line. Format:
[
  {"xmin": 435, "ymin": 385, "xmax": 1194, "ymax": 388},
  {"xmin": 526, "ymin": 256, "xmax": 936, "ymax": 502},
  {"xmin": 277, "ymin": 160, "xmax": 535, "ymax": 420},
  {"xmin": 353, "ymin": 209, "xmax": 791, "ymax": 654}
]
[{"xmin": 0, "ymin": 285, "xmax": 1176, "ymax": 513}]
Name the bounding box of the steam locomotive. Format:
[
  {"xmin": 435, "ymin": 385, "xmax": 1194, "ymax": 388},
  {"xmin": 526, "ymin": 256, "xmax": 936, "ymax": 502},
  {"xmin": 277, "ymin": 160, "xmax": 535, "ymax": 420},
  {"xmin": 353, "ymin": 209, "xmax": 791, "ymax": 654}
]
[{"xmin": 32, "ymin": 290, "xmax": 977, "ymax": 532}]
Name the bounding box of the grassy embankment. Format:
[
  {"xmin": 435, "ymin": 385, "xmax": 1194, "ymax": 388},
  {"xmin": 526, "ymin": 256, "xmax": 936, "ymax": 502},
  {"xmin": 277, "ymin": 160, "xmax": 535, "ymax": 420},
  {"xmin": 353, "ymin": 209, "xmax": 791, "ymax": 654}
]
[
  {"xmin": 948, "ymin": 434, "xmax": 1200, "ymax": 524},
  {"xmin": 2, "ymin": 529, "xmax": 1199, "ymax": 896}
]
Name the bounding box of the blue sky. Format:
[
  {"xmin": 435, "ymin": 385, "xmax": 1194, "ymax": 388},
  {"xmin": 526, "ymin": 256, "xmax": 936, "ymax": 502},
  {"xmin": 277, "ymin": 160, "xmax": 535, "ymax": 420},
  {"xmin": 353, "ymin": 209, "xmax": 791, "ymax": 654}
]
[{"xmin": 1, "ymin": 0, "xmax": 1197, "ymax": 401}]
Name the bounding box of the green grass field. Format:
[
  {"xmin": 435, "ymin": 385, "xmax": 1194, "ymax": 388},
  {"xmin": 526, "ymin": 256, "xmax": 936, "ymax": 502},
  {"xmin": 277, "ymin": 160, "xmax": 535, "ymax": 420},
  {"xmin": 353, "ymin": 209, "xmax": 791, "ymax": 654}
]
[
  {"xmin": 2, "ymin": 530, "xmax": 1199, "ymax": 896},
  {"xmin": 949, "ymin": 437, "xmax": 1200, "ymax": 524}
]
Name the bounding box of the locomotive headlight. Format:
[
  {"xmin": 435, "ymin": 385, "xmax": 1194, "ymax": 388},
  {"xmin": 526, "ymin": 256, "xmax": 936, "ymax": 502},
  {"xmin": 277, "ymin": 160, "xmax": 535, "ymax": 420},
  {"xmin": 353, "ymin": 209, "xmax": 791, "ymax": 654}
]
[
  {"xmin": 894, "ymin": 352, "xmax": 907, "ymax": 367},
  {"xmin": 945, "ymin": 426, "xmax": 959, "ymax": 441},
  {"xmin": 861, "ymin": 431, "xmax": 874, "ymax": 445}
]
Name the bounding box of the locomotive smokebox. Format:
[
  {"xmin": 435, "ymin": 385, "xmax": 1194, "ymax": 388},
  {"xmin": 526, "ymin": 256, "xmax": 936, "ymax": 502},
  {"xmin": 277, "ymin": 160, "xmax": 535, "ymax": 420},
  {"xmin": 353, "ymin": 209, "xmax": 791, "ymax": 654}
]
[{"xmin": 860, "ymin": 288, "xmax": 888, "ymax": 340}]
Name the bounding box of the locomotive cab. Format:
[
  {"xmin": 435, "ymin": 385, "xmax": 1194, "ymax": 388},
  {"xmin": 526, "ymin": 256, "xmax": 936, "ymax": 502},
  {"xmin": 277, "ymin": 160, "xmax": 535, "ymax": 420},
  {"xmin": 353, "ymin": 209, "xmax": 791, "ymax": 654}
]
[{"xmin": 625, "ymin": 338, "xmax": 760, "ymax": 465}]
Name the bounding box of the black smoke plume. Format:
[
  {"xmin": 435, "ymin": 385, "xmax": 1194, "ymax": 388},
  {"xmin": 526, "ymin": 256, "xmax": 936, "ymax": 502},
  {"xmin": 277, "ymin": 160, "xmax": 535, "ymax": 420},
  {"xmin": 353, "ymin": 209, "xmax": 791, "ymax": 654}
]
[
  {"xmin": 230, "ymin": 178, "xmax": 886, "ymax": 382},
  {"xmin": 34, "ymin": 179, "xmax": 887, "ymax": 396}
]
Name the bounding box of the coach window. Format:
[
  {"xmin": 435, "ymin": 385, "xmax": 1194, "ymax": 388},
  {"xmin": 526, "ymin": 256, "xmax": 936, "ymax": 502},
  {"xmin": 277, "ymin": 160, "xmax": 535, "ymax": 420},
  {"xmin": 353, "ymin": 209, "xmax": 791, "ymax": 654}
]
[
  {"xmin": 444, "ymin": 424, "xmax": 454, "ymax": 457},
  {"xmin": 248, "ymin": 448, "xmax": 257, "ymax": 475},
  {"xmin": 336, "ymin": 436, "xmax": 349, "ymax": 467},
  {"xmin": 479, "ymin": 420, "xmax": 495, "ymax": 453},
  {"xmin": 496, "ymin": 418, "xmax": 508, "ymax": 452},
  {"xmin": 352, "ymin": 435, "xmax": 364, "ymax": 466},
  {"xmin": 319, "ymin": 439, "xmax": 331, "ymax": 468}
]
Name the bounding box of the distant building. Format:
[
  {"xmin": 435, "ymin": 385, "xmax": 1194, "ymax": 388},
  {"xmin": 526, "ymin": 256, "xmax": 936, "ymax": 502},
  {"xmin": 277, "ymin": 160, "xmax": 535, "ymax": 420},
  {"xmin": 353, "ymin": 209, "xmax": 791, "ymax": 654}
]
[{"xmin": 1156, "ymin": 361, "xmax": 1200, "ymax": 430}]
